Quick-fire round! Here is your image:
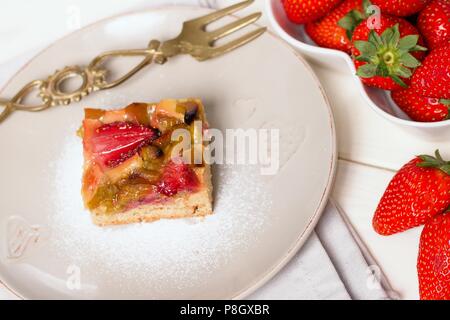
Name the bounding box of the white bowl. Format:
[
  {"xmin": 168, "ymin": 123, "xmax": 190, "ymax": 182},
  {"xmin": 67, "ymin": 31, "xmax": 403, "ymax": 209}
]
[{"xmin": 266, "ymin": 0, "xmax": 450, "ymax": 139}]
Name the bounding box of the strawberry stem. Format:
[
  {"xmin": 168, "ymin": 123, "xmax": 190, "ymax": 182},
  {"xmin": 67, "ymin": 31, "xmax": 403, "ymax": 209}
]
[{"xmin": 417, "ymin": 150, "xmax": 450, "ymax": 175}]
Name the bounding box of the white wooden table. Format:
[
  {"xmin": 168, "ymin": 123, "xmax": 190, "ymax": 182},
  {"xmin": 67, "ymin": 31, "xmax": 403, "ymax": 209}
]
[{"xmin": 1, "ymin": 0, "xmax": 445, "ymax": 300}]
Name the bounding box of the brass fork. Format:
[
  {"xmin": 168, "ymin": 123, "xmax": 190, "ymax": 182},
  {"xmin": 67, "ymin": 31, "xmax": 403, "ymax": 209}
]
[{"xmin": 0, "ymin": 0, "xmax": 266, "ymax": 124}]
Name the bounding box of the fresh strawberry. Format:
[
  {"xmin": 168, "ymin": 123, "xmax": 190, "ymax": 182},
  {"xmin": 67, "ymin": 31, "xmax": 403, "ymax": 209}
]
[
  {"xmin": 411, "ymin": 46, "xmax": 450, "ymax": 99},
  {"xmin": 306, "ymin": 0, "xmax": 364, "ymax": 53},
  {"xmin": 371, "ymin": 0, "xmax": 429, "ymax": 17},
  {"xmin": 89, "ymin": 121, "xmax": 158, "ymax": 168},
  {"xmin": 373, "ymin": 150, "xmax": 450, "ymax": 236},
  {"xmin": 418, "ymin": 213, "xmax": 450, "ymax": 300},
  {"xmin": 282, "ymin": 0, "xmax": 344, "ymax": 24},
  {"xmin": 157, "ymin": 160, "xmax": 199, "ymax": 196},
  {"xmin": 418, "ymin": 0, "xmax": 450, "ymax": 50},
  {"xmin": 391, "ymin": 87, "xmax": 450, "ymax": 122},
  {"xmin": 351, "ymin": 15, "xmax": 427, "ymax": 90}
]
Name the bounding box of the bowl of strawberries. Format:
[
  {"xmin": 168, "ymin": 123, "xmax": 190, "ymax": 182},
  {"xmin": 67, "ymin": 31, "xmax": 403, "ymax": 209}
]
[{"xmin": 266, "ymin": 0, "xmax": 450, "ymax": 137}]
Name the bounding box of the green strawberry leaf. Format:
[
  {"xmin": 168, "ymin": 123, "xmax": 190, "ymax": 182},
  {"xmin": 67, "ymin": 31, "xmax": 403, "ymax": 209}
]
[
  {"xmin": 390, "ymin": 74, "xmax": 408, "ymax": 88},
  {"xmin": 362, "ymin": 0, "xmax": 372, "ymax": 12},
  {"xmin": 356, "ymin": 64, "xmax": 377, "ymax": 78},
  {"xmin": 398, "ymin": 35, "xmax": 419, "ymax": 51},
  {"xmin": 354, "ymin": 40, "xmax": 377, "ymax": 57},
  {"xmin": 417, "ymin": 156, "xmax": 440, "ymax": 166},
  {"xmin": 439, "ymin": 165, "xmax": 450, "ymax": 175},
  {"xmin": 369, "ymin": 30, "xmax": 383, "ymax": 47},
  {"xmin": 421, "ymin": 155, "xmax": 439, "ymax": 162},
  {"xmin": 400, "ymin": 53, "xmax": 421, "ymax": 68},
  {"xmin": 381, "ymin": 27, "xmax": 394, "ymax": 46},
  {"xmin": 435, "ymin": 150, "xmax": 445, "ymax": 163},
  {"xmin": 337, "ymin": 15, "xmax": 354, "ymax": 30},
  {"xmin": 417, "ymin": 162, "xmax": 439, "ymax": 168},
  {"xmin": 355, "ymin": 55, "xmax": 372, "ymax": 63},
  {"xmin": 338, "ymin": 9, "xmax": 365, "ymax": 40},
  {"xmin": 411, "ymin": 45, "xmax": 428, "ymax": 52},
  {"xmin": 389, "ymin": 25, "xmax": 401, "ymax": 47},
  {"xmin": 396, "ymin": 66, "xmax": 413, "ymax": 78},
  {"xmin": 441, "ymin": 99, "xmax": 450, "ymax": 105}
]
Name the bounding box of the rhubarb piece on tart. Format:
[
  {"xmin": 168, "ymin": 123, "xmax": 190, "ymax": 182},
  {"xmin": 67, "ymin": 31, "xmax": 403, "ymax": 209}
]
[{"xmin": 79, "ymin": 99, "xmax": 213, "ymax": 226}]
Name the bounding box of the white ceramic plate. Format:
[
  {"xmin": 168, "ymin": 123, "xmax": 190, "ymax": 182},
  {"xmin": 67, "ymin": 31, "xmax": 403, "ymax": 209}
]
[
  {"xmin": 266, "ymin": 0, "xmax": 450, "ymax": 138},
  {"xmin": 0, "ymin": 6, "xmax": 336, "ymax": 299}
]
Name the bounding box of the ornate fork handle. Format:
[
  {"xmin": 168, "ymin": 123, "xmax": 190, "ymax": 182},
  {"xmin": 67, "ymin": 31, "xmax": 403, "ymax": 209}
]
[
  {"xmin": 0, "ymin": 0, "xmax": 265, "ymax": 125},
  {"xmin": 0, "ymin": 79, "xmax": 50, "ymax": 123},
  {"xmin": 89, "ymin": 40, "xmax": 167, "ymax": 90},
  {"xmin": 0, "ymin": 39, "xmax": 167, "ymax": 124}
]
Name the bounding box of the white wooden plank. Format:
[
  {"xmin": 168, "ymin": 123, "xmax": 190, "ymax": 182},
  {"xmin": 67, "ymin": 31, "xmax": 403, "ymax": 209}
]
[{"xmin": 332, "ymin": 160, "xmax": 422, "ymax": 300}]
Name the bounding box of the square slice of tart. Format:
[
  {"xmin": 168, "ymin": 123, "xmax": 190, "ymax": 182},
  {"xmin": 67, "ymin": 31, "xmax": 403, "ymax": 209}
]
[{"xmin": 80, "ymin": 99, "xmax": 213, "ymax": 226}]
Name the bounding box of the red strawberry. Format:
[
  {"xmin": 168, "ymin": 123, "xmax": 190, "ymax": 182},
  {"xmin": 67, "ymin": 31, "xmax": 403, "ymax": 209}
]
[
  {"xmin": 418, "ymin": 213, "xmax": 450, "ymax": 300},
  {"xmin": 157, "ymin": 160, "xmax": 199, "ymax": 196},
  {"xmin": 371, "ymin": 0, "xmax": 429, "ymax": 17},
  {"xmin": 89, "ymin": 121, "xmax": 158, "ymax": 168},
  {"xmin": 351, "ymin": 15, "xmax": 427, "ymax": 90},
  {"xmin": 411, "ymin": 46, "xmax": 450, "ymax": 99},
  {"xmin": 391, "ymin": 87, "xmax": 450, "ymax": 122},
  {"xmin": 306, "ymin": 0, "xmax": 364, "ymax": 53},
  {"xmin": 418, "ymin": 0, "xmax": 450, "ymax": 50},
  {"xmin": 373, "ymin": 151, "xmax": 450, "ymax": 236},
  {"xmin": 282, "ymin": 0, "xmax": 344, "ymax": 24}
]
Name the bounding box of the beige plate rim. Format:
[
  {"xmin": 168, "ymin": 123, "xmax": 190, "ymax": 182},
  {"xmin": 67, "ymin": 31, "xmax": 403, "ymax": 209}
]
[{"xmin": 0, "ymin": 4, "xmax": 337, "ymax": 300}]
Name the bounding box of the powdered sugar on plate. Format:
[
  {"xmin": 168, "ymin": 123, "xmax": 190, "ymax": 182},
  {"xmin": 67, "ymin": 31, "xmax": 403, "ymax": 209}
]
[{"xmin": 48, "ymin": 136, "xmax": 272, "ymax": 298}]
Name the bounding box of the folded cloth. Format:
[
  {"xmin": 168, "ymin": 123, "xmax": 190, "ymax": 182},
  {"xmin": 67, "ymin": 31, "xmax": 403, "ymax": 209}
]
[
  {"xmin": 316, "ymin": 201, "xmax": 392, "ymax": 300},
  {"xmin": 249, "ymin": 201, "xmax": 390, "ymax": 300},
  {"xmin": 249, "ymin": 230, "xmax": 352, "ymax": 300},
  {"xmin": 0, "ymin": 0, "xmax": 392, "ymax": 300}
]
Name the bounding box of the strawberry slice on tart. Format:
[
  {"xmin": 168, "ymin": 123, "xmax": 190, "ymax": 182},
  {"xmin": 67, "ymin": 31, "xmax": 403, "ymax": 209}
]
[
  {"xmin": 88, "ymin": 121, "xmax": 159, "ymax": 169},
  {"xmin": 80, "ymin": 99, "xmax": 213, "ymax": 226}
]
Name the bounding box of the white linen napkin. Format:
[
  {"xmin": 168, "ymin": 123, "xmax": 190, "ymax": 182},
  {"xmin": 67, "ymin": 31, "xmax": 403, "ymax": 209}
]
[
  {"xmin": 0, "ymin": 0, "xmax": 392, "ymax": 300},
  {"xmin": 249, "ymin": 201, "xmax": 391, "ymax": 300}
]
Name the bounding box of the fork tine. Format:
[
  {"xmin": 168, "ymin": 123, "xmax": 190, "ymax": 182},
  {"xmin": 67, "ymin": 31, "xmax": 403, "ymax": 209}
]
[
  {"xmin": 209, "ymin": 13, "xmax": 262, "ymax": 41},
  {"xmin": 201, "ymin": 27, "xmax": 266, "ymax": 61},
  {"xmin": 192, "ymin": 0, "xmax": 254, "ymax": 26}
]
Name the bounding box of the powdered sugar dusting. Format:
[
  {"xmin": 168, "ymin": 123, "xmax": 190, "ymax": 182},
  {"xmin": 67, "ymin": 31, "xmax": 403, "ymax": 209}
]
[{"xmin": 48, "ymin": 136, "xmax": 272, "ymax": 297}]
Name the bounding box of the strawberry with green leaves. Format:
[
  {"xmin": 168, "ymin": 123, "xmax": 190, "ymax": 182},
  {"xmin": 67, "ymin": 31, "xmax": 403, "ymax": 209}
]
[
  {"xmin": 306, "ymin": 0, "xmax": 364, "ymax": 53},
  {"xmin": 282, "ymin": 0, "xmax": 344, "ymax": 24},
  {"xmin": 373, "ymin": 150, "xmax": 450, "ymax": 236},
  {"xmin": 418, "ymin": 0, "xmax": 450, "ymax": 50},
  {"xmin": 418, "ymin": 213, "xmax": 450, "ymax": 300},
  {"xmin": 351, "ymin": 15, "xmax": 427, "ymax": 90},
  {"xmin": 412, "ymin": 46, "xmax": 450, "ymax": 100},
  {"xmin": 391, "ymin": 87, "xmax": 450, "ymax": 122},
  {"xmin": 371, "ymin": 0, "xmax": 429, "ymax": 17}
]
